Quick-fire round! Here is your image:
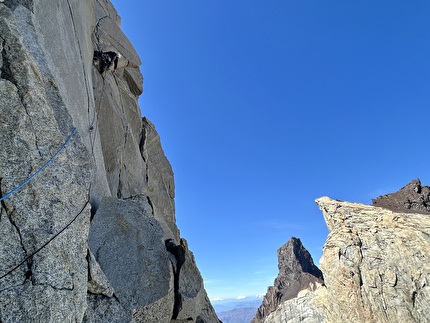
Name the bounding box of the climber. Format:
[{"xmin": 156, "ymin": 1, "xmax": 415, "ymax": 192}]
[{"xmin": 93, "ymin": 50, "xmax": 121, "ymax": 73}]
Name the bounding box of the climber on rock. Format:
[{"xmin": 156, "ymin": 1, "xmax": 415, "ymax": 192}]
[{"xmin": 93, "ymin": 50, "xmax": 121, "ymax": 73}]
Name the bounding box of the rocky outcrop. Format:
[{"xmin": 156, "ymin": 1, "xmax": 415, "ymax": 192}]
[
  {"xmin": 252, "ymin": 237, "xmax": 324, "ymax": 323},
  {"xmin": 372, "ymin": 178, "xmax": 430, "ymax": 213},
  {"xmin": 260, "ymin": 181, "xmax": 430, "ymax": 323},
  {"xmin": 0, "ymin": 1, "xmax": 219, "ymax": 322}
]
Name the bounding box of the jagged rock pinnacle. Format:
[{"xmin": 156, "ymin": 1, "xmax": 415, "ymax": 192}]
[
  {"xmin": 372, "ymin": 178, "xmax": 430, "ymax": 213},
  {"xmin": 252, "ymin": 237, "xmax": 323, "ymax": 323}
]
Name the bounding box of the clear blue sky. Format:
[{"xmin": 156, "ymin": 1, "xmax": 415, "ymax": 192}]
[{"xmin": 111, "ymin": 0, "xmax": 430, "ymax": 300}]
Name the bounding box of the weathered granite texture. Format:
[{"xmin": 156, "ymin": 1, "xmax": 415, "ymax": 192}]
[
  {"xmin": 261, "ymin": 182, "xmax": 430, "ymax": 323},
  {"xmin": 0, "ymin": 0, "xmax": 219, "ymax": 322},
  {"xmin": 252, "ymin": 237, "xmax": 324, "ymax": 323},
  {"xmin": 314, "ymin": 196, "xmax": 430, "ymax": 323}
]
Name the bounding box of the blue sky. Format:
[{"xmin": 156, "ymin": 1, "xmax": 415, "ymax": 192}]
[{"xmin": 111, "ymin": 0, "xmax": 430, "ymax": 299}]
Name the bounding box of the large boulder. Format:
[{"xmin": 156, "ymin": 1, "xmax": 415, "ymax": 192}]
[{"xmin": 87, "ymin": 196, "xmax": 174, "ymax": 323}]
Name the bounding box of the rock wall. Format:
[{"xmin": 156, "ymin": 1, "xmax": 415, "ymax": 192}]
[
  {"xmin": 260, "ymin": 180, "xmax": 430, "ymax": 323},
  {"xmin": 0, "ymin": 1, "xmax": 219, "ymax": 322}
]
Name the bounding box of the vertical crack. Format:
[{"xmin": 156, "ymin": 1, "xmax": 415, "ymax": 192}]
[
  {"xmin": 116, "ymin": 172, "xmax": 122, "ymax": 198},
  {"xmin": 0, "ymin": 178, "xmax": 9, "ymax": 214},
  {"xmin": 93, "ymin": 15, "xmax": 109, "ymax": 51},
  {"xmin": 0, "ymin": 178, "xmax": 31, "ymax": 280},
  {"xmin": 146, "ymin": 196, "xmax": 154, "ymax": 216},
  {"xmin": 1, "ymin": 42, "xmax": 16, "ymax": 86},
  {"xmin": 65, "ymin": 0, "xmax": 92, "ymax": 130},
  {"xmin": 139, "ymin": 122, "xmax": 147, "ymax": 163},
  {"xmin": 0, "ymin": 200, "xmax": 90, "ymax": 282},
  {"xmin": 165, "ymin": 239, "xmax": 186, "ymax": 320}
]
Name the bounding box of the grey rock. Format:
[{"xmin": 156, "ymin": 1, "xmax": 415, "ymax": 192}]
[
  {"xmin": 142, "ymin": 117, "xmax": 180, "ymax": 241},
  {"xmin": 252, "ymin": 237, "xmax": 323, "ymax": 323},
  {"xmin": 1, "ymin": 0, "xmax": 219, "ymax": 322},
  {"xmin": 167, "ymin": 238, "xmax": 219, "ymax": 322},
  {"xmin": 0, "ymin": 3, "xmax": 91, "ymax": 322},
  {"xmin": 93, "ymin": 1, "xmax": 141, "ymax": 68},
  {"xmin": 88, "ymin": 196, "xmax": 175, "ymax": 322},
  {"xmin": 87, "ymin": 249, "xmax": 114, "ymax": 297},
  {"xmin": 84, "ymin": 294, "xmax": 131, "ymax": 323}
]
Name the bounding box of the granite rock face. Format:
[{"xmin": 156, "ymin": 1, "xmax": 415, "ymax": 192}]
[
  {"xmin": 261, "ymin": 181, "xmax": 430, "ymax": 323},
  {"xmin": 252, "ymin": 237, "xmax": 324, "ymax": 323},
  {"xmin": 0, "ymin": 1, "xmax": 219, "ymax": 322}
]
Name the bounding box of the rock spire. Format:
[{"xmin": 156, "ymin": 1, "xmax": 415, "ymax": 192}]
[{"xmin": 252, "ymin": 237, "xmax": 324, "ymax": 323}]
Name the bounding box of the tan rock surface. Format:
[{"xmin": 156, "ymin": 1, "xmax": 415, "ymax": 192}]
[
  {"xmin": 263, "ymin": 194, "xmax": 430, "ymax": 323},
  {"xmin": 314, "ymin": 196, "xmax": 430, "ymax": 323}
]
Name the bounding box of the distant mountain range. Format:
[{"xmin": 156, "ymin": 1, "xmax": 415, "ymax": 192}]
[{"xmin": 212, "ymin": 296, "xmax": 262, "ymax": 323}]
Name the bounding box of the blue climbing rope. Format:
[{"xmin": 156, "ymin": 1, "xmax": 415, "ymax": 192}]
[{"xmin": 0, "ymin": 127, "xmax": 77, "ymax": 202}]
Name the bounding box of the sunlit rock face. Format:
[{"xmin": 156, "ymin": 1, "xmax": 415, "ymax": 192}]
[
  {"xmin": 259, "ymin": 180, "xmax": 430, "ymax": 323},
  {"xmin": 0, "ymin": 1, "xmax": 219, "ymax": 322}
]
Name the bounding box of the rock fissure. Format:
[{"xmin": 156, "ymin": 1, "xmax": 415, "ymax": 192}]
[
  {"xmin": 0, "ymin": 180, "xmax": 28, "ymax": 267},
  {"xmin": 65, "ymin": 0, "xmax": 93, "ymax": 132},
  {"xmin": 37, "ymin": 280, "xmax": 75, "ymax": 292},
  {"xmin": 0, "ymin": 43, "xmax": 16, "ymax": 85},
  {"xmin": 116, "ymin": 172, "xmax": 122, "ymax": 198},
  {"xmin": 93, "ymin": 16, "xmax": 109, "ymax": 48},
  {"xmin": 146, "ymin": 196, "xmax": 154, "ymax": 215},
  {"xmin": 0, "ymin": 178, "xmax": 10, "ymax": 213},
  {"xmin": 165, "ymin": 239, "xmax": 186, "ymax": 319},
  {"xmin": 0, "ymin": 200, "xmax": 89, "ymax": 283},
  {"xmin": 6, "ymin": 215, "xmax": 27, "ymax": 258}
]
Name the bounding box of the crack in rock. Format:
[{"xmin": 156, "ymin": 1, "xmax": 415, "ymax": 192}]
[{"xmin": 165, "ymin": 239, "xmax": 186, "ymax": 320}]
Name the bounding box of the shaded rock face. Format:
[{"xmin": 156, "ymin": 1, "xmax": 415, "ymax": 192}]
[
  {"xmin": 252, "ymin": 237, "xmax": 324, "ymax": 323},
  {"xmin": 372, "ymin": 178, "xmax": 430, "ymax": 213},
  {"xmin": 262, "ymin": 181, "xmax": 430, "ymax": 323},
  {"xmin": 0, "ymin": 1, "xmax": 219, "ymax": 322}
]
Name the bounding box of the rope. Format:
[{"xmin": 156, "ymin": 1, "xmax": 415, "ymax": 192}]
[
  {"xmin": 0, "ymin": 198, "xmax": 89, "ymax": 282},
  {"xmin": 0, "ymin": 127, "xmax": 77, "ymax": 202}
]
